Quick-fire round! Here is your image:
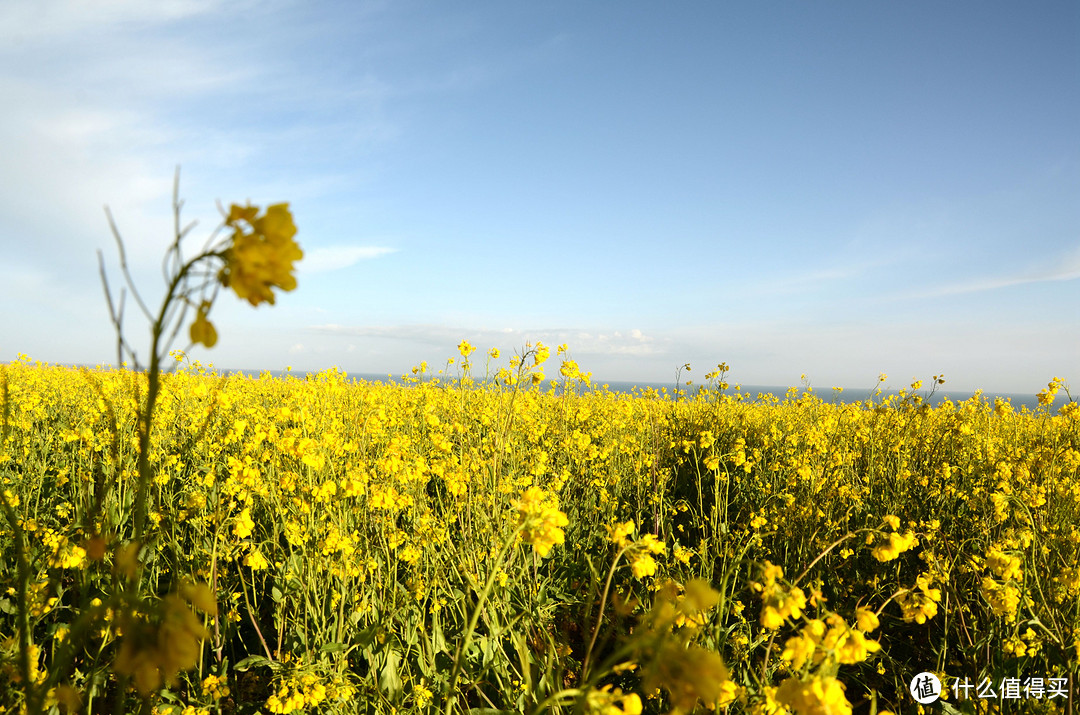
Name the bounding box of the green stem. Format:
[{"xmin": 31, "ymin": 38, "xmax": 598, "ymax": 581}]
[
  {"xmin": 443, "ymin": 527, "xmax": 522, "ymax": 715},
  {"xmin": 580, "ymin": 544, "xmax": 631, "ymax": 683}
]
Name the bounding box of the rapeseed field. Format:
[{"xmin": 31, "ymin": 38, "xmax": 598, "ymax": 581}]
[{"xmin": 1, "ymin": 350, "xmax": 1077, "ymax": 714}]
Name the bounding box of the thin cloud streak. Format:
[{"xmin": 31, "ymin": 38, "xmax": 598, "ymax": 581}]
[
  {"xmin": 299, "ymin": 245, "xmax": 398, "ymax": 273},
  {"xmin": 743, "ymin": 255, "xmax": 900, "ymax": 298},
  {"xmin": 310, "ymin": 324, "xmax": 667, "ymax": 356},
  {"xmin": 908, "ymin": 244, "xmax": 1080, "ymax": 298}
]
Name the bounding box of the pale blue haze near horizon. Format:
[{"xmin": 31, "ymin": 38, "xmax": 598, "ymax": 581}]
[{"xmin": 1, "ymin": 1, "xmax": 1077, "ymax": 395}]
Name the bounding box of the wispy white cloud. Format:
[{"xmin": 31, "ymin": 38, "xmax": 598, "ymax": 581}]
[
  {"xmin": 0, "ymin": 3, "xmax": 257, "ymax": 267},
  {"xmin": 299, "ymin": 245, "xmax": 398, "ymax": 274},
  {"xmin": 0, "ymin": 0, "xmax": 227, "ymax": 43},
  {"xmin": 908, "ymin": 244, "xmax": 1080, "ymax": 298},
  {"xmin": 309, "ymin": 323, "xmax": 668, "ymax": 356},
  {"xmin": 742, "ymin": 254, "xmax": 901, "ymax": 298}
]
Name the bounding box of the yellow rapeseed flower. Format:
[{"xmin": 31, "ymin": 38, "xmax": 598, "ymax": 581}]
[
  {"xmin": 776, "ymin": 675, "xmax": 852, "ymax": 715},
  {"xmin": 189, "ymin": 300, "xmax": 218, "ymax": 348},
  {"xmin": 855, "ymin": 607, "xmax": 879, "ymax": 633},
  {"xmin": 872, "ymin": 531, "xmax": 917, "ymax": 562},
  {"xmin": 514, "ymin": 486, "xmax": 569, "ymax": 558},
  {"xmin": 585, "ymin": 685, "xmax": 643, "ymax": 715},
  {"xmin": 219, "ymin": 203, "xmax": 303, "ymax": 307},
  {"xmin": 607, "ymin": 520, "xmax": 636, "ymax": 547},
  {"xmin": 986, "ymin": 548, "xmax": 1023, "ymax": 581},
  {"xmin": 631, "ymin": 553, "xmax": 657, "ymax": 579}
]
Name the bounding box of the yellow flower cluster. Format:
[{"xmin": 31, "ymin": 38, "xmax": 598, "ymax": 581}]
[
  {"xmin": 233, "ymin": 507, "xmax": 255, "ymax": 539},
  {"xmin": 40, "ymin": 529, "xmax": 87, "ymax": 570},
  {"xmin": 897, "ymin": 573, "xmax": 942, "ymax": 624},
  {"xmin": 986, "ymin": 547, "xmax": 1023, "ymax": 581},
  {"xmin": 201, "ymin": 674, "xmax": 230, "ymax": 701},
  {"xmin": 606, "ymin": 520, "xmax": 667, "ymax": 579},
  {"xmin": 869, "ymin": 519, "xmax": 918, "ymax": 562},
  {"xmin": 113, "ymin": 583, "xmax": 217, "ymax": 696},
  {"xmin": 189, "ymin": 300, "xmax": 218, "ymax": 349},
  {"xmin": 634, "ymin": 580, "xmax": 744, "ymax": 710},
  {"xmin": 585, "ymin": 685, "xmax": 643, "ymax": 715},
  {"xmin": 219, "ymin": 203, "xmax": 303, "ymax": 307},
  {"xmin": 754, "ymin": 562, "xmax": 807, "ymax": 630},
  {"xmin": 781, "ymin": 613, "xmax": 881, "ymax": 671},
  {"xmin": 980, "ymin": 576, "xmax": 1022, "ymax": 622},
  {"xmin": 513, "ymin": 485, "xmax": 569, "ymax": 557},
  {"xmin": 775, "ymin": 675, "xmax": 852, "ymax": 715},
  {"xmin": 265, "ymin": 672, "xmax": 328, "ymax": 714}
]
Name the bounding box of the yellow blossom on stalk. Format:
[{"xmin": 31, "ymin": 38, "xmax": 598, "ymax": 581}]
[
  {"xmin": 871, "ymin": 531, "xmax": 918, "ymax": 562},
  {"xmin": 233, "ymin": 507, "xmax": 255, "ymax": 539},
  {"xmin": 413, "ymin": 683, "xmax": 434, "ymax": 708},
  {"xmin": 113, "ymin": 588, "xmax": 215, "ymax": 696},
  {"xmin": 823, "ymin": 615, "xmax": 881, "ymax": 664},
  {"xmin": 898, "ymin": 573, "xmax": 941, "ymax": 624},
  {"xmin": 638, "ymin": 533, "xmax": 665, "ymax": 555},
  {"xmin": 219, "ymin": 202, "xmax": 303, "ymax": 307},
  {"xmin": 640, "ymin": 640, "xmax": 737, "ymax": 713},
  {"xmin": 1037, "ymin": 377, "xmax": 1064, "ymax": 406},
  {"xmin": 607, "ymin": 520, "xmax": 636, "ymax": 547},
  {"xmin": 986, "ymin": 548, "xmax": 1023, "ymax": 581},
  {"xmin": 632, "ymin": 553, "xmax": 658, "ymax": 579},
  {"xmin": 203, "ymin": 674, "xmax": 230, "ymax": 701},
  {"xmin": 781, "ymin": 626, "xmax": 820, "ymax": 671},
  {"xmin": 673, "ymin": 544, "xmax": 694, "ymax": 565},
  {"xmin": 776, "ymin": 676, "xmax": 852, "ymax": 715},
  {"xmin": 754, "ymin": 562, "xmax": 806, "ymax": 629},
  {"xmin": 750, "ymin": 687, "xmax": 790, "ymax": 715},
  {"xmin": 189, "ymin": 300, "xmax": 218, "ymax": 348},
  {"xmin": 266, "ymin": 673, "xmax": 328, "ymax": 714},
  {"xmin": 245, "ymin": 549, "xmax": 269, "ymax": 570},
  {"xmin": 514, "ymin": 486, "xmax": 568, "ymax": 557},
  {"xmin": 458, "ymin": 339, "xmax": 475, "ymax": 357},
  {"xmin": 672, "ymin": 579, "xmax": 721, "ymax": 630},
  {"xmin": 533, "ymin": 342, "xmax": 551, "ymax": 366},
  {"xmin": 855, "ymin": 607, "xmax": 879, "ymax": 633},
  {"xmin": 585, "ymin": 685, "xmax": 643, "ymax": 715},
  {"xmin": 981, "ymin": 577, "xmax": 1021, "ymax": 622},
  {"xmin": 761, "ymin": 561, "xmax": 784, "ymax": 586}
]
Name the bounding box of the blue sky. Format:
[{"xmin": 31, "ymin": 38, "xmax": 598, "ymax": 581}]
[{"xmin": 1, "ymin": 0, "xmax": 1077, "ymax": 394}]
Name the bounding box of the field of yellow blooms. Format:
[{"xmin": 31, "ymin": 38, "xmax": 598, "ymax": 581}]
[{"xmin": 1, "ymin": 348, "xmax": 1078, "ymax": 715}]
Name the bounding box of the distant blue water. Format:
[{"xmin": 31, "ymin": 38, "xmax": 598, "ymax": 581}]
[{"xmin": 221, "ymin": 367, "xmax": 1051, "ymax": 413}]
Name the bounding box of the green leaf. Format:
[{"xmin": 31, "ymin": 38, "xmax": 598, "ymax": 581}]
[
  {"xmin": 355, "ymin": 624, "xmax": 379, "ymax": 649},
  {"xmin": 379, "ymin": 648, "xmax": 403, "ymax": 698},
  {"xmin": 233, "ymin": 655, "xmax": 278, "ymax": 672},
  {"xmin": 319, "ymin": 642, "xmax": 348, "ymax": 653}
]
